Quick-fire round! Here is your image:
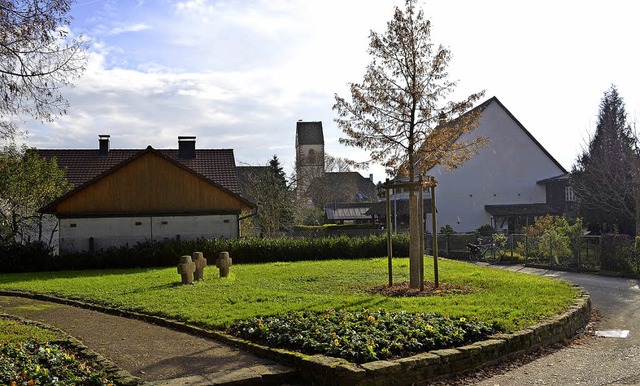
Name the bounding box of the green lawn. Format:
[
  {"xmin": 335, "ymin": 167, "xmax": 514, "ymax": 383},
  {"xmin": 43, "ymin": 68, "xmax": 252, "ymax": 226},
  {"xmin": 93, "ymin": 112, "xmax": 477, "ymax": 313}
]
[
  {"xmin": 0, "ymin": 257, "xmax": 577, "ymax": 332},
  {"xmin": 0, "ymin": 318, "xmax": 63, "ymax": 343}
]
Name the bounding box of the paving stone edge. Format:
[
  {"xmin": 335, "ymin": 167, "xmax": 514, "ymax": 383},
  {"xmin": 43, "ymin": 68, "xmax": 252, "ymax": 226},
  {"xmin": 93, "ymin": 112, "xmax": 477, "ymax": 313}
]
[{"xmin": 0, "ymin": 284, "xmax": 591, "ymax": 386}]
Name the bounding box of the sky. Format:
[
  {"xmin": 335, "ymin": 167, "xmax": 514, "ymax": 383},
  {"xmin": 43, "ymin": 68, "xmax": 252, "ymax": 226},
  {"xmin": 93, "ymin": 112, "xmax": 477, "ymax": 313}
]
[{"xmin": 20, "ymin": 0, "xmax": 640, "ymax": 184}]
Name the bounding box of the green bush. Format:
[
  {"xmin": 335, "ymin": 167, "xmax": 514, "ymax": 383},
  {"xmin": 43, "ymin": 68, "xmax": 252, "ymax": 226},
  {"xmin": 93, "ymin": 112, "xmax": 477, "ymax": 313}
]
[
  {"xmin": 0, "ymin": 234, "xmax": 411, "ymax": 272},
  {"xmin": 0, "ymin": 241, "xmax": 54, "ymax": 273},
  {"xmin": 475, "ymin": 224, "xmax": 495, "ymax": 237},
  {"xmin": 600, "ymin": 234, "xmax": 636, "ymax": 275},
  {"xmin": 516, "ymin": 215, "xmax": 585, "ymax": 266}
]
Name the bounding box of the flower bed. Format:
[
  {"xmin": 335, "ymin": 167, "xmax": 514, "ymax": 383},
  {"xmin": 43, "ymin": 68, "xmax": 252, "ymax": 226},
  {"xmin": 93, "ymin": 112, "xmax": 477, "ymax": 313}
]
[
  {"xmin": 0, "ymin": 340, "xmax": 115, "ymax": 385},
  {"xmin": 228, "ymin": 308, "xmax": 496, "ymax": 363}
]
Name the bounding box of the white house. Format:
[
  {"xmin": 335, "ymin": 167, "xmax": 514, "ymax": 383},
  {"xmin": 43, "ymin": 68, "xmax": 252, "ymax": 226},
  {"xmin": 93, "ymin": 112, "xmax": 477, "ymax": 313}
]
[
  {"xmin": 39, "ymin": 136, "xmax": 255, "ymax": 253},
  {"xmin": 397, "ymin": 96, "xmax": 573, "ymax": 234}
]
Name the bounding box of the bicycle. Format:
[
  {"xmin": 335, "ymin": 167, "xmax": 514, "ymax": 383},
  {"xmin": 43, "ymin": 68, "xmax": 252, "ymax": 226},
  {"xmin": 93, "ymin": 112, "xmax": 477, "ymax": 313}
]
[{"xmin": 467, "ymin": 236, "xmax": 505, "ymax": 264}]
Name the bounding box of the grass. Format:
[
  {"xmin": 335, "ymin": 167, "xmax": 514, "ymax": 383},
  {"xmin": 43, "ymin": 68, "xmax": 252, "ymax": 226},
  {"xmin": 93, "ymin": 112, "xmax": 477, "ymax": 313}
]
[
  {"xmin": 0, "ymin": 319, "xmax": 63, "ymax": 343},
  {"xmin": 0, "ymin": 257, "xmax": 577, "ymax": 332}
]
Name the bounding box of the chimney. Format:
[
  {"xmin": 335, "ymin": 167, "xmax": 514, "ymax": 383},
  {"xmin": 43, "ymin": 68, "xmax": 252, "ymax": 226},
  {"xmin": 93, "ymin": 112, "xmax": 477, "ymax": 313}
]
[
  {"xmin": 178, "ymin": 136, "xmax": 196, "ymax": 159},
  {"xmin": 98, "ymin": 135, "xmax": 110, "ymax": 157},
  {"xmin": 369, "ymin": 174, "xmax": 374, "ymax": 182}
]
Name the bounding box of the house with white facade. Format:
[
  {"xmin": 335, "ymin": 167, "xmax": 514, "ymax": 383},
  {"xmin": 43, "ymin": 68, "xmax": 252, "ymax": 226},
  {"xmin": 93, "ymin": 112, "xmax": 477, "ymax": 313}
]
[
  {"xmin": 390, "ymin": 96, "xmax": 574, "ymax": 234},
  {"xmin": 39, "ymin": 136, "xmax": 255, "ymax": 253}
]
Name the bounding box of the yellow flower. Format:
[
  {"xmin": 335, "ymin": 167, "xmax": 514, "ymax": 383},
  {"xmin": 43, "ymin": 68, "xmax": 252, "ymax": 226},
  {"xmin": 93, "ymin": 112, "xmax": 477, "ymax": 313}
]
[
  {"xmin": 334, "ymin": 339, "xmax": 340, "ymax": 346},
  {"xmin": 459, "ymin": 317, "xmax": 466, "ymax": 322}
]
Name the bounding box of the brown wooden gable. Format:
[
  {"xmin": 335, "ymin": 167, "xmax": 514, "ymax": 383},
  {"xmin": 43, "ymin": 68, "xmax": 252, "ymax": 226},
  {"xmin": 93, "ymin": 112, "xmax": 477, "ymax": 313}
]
[{"xmin": 42, "ymin": 147, "xmax": 254, "ymax": 216}]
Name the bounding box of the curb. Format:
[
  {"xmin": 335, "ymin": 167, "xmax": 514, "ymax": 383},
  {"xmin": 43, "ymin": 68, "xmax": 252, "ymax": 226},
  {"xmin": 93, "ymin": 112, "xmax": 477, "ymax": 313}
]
[{"xmin": 0, "ymin": 284, "xmax": 591, "ymax": 386}]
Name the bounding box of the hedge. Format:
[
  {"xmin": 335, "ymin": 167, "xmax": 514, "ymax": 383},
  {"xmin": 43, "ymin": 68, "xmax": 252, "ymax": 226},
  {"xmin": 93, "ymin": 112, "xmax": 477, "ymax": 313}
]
[{"xmin": 0, "ymin": 234, "xmax": 410, "ymax": 273}]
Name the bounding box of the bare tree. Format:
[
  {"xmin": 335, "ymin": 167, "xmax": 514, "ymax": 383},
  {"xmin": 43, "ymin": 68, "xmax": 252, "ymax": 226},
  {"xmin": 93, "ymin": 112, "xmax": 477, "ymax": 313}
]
[
  {"xmin": 0, "ymin": 0, "xmax": 87, "ymax": 140},
  {"xmin": 324, "ymin": 154, "xmax": 351, "ymax": 173},
  {"xmin": 333, "ymin": 0, "xmax": 487, "ymax": 288}
]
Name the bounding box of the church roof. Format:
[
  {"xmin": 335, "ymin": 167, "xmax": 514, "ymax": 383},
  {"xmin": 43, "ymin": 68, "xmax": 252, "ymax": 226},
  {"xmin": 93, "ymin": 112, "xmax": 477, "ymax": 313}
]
[{"xmin": 296, "ymin": 121, "xmax": 324, "ymax": 145}]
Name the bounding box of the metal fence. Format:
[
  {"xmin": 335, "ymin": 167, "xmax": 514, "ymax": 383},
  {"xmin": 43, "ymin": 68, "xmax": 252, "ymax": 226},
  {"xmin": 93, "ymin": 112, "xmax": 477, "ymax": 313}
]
[
  {"xmin": 286, "ymin": 228, "xmax": 639, "ymax": 277},
  {"xmin": 426, "ymin": 232, "xmax": 640, "ymax": 277}
]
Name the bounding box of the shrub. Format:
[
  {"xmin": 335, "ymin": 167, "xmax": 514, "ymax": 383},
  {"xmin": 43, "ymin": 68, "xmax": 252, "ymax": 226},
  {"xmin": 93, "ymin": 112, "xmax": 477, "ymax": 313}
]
[
  {"xmin": 475, "ymin": 224, "xmax": 495, "ymax": 238},
  {"xmin": 0, "ymin": 234, "xmax": 412, "ymax": 272},
  {"xmin": 600, "ymin": 234, "xmax": 636, "ymax": 275},
  {"xmin": 440, "ymin": 224, "xmax": 456, "ymax": 235},
  {"xmin": 517, "ymin": 215, "xmax": 585, "ymax": 266},
  {"xmin": 0, "ymin": 241, "xmax": 54, "ymax": 273}
]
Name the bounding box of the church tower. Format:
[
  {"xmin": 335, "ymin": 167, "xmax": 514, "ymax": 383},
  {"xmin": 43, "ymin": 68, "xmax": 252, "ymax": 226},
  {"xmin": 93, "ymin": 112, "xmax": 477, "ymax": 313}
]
[{"xmin": 295, "ymin": 121, "xmax": 325, "ymax": 195}]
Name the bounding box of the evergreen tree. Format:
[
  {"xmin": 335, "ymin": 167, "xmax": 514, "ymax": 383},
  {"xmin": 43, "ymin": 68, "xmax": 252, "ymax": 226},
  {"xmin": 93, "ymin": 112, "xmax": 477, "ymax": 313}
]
[
  {"xmin": 243, "ymin": 155, "xmax": 294, "ymax": 237},
  {"xmin": 571, "ymin": 85, "xmax": 638, "ymax": 235}
]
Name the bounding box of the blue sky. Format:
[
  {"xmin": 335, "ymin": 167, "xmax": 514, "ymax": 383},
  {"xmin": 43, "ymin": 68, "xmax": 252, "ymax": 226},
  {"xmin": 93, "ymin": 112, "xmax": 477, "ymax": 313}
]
[{"xmin": 21, "ymin": 0, "xmax": 640, "ymax": 183}]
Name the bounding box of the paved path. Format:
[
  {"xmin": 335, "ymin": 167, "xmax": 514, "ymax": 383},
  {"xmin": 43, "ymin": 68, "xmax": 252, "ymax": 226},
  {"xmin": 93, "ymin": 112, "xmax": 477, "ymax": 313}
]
[
  {"xmin": 472, "ymin": 266, "xmax": 640, "ymax": 385},
  {"xmin": 0, "ymin": 295, "xmax": 297, "ymax": 385}
]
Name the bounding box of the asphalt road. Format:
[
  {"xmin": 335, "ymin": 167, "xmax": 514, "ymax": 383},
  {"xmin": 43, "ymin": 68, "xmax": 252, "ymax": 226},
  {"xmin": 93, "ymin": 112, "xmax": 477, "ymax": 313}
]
[{"xmin": 472, "ymin": 265, "xmax": 640, "ymax": 386}]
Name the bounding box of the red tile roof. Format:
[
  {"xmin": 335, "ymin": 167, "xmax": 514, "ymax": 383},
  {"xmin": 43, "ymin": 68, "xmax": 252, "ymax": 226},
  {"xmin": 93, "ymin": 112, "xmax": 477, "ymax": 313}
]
[{"xmin": 38, "ymin": 148, "xmax": 242, "ymax": 195}]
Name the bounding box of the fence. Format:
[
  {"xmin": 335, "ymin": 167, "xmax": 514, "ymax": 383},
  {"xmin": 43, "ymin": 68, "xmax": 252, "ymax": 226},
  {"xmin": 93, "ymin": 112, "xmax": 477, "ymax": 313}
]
[{"xmin": 427, "ymin": 232, "xmax": 640, "ymax": 277}]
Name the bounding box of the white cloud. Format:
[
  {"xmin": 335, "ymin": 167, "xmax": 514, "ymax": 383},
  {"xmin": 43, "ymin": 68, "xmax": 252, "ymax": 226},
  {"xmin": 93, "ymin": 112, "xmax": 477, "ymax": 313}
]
[
  {"xmin": 108, "ymin": 23, "xmax": 151, "ymax": 35},
  {"xmin": 22, "ymin": 0, "xmax": 640, "ymax": 184}
]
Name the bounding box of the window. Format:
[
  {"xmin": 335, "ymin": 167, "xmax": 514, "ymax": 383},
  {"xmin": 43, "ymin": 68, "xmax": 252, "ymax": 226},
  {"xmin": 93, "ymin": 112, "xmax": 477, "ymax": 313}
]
[{"xmin": 565, "ymin": 186, "xmax": 576, "ymax": 202}]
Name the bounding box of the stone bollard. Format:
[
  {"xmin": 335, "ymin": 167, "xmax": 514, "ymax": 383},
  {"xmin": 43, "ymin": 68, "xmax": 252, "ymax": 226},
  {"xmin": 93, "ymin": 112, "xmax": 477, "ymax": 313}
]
[
  {"xmin": 177, "ymin": 255, "xmax": 196, "ymax": 285},
  {"xmin": 193, "ymin": 251, "xmax": 207, "ymax": 281},
  {"xmin": 215, "ymin": 251, "xmax": 233, "ymax": 278}
]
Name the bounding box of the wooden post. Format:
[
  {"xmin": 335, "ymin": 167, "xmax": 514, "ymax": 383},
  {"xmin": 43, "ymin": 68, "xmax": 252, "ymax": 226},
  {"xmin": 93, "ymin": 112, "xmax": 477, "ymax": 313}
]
[
  {"xmin": 430, "ymin": 177, "xmax": 439, "ymax": 288},
  {"xmin": 419, "ymin": 176, "xmax": 424, "ymax": 292},
  {"xmin": 386, "ymin": 180, "xmax": 393, "ymax": 287}
]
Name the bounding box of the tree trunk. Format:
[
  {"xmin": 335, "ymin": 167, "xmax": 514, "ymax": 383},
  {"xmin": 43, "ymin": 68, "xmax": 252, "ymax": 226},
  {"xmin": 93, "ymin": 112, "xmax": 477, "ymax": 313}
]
[
  {"xmin": 633, "ymin": 156, "xmax": 640, "ymax": 236},
  {"xmin": 409, "ymin": 188, "xmax": 421, "ymax": 288}
]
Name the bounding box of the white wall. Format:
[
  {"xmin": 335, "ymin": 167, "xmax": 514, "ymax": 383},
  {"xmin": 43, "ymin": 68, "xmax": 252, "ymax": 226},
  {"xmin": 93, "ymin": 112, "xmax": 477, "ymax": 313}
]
[
  {"xmin": 59, "ymin": 214, "xmax": 237, "ymax": 253},
  {"xmin": 414, "ymin": 100, "xmax": 565, "ymax": 233}
]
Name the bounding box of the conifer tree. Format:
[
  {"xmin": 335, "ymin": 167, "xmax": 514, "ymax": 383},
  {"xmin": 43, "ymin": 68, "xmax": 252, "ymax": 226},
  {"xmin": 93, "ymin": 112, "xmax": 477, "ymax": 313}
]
[
  {"xmin": 571, "ymin": 85, "xmax": 638, "ymax": 235},
  {"xmin": 244, "ymin": 155, "xmax": 294, "ymax": 237}
]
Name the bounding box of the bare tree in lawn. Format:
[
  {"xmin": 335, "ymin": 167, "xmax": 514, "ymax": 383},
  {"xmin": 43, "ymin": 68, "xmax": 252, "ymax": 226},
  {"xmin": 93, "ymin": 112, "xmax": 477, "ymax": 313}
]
[{"xmin": 333, "ymin": 0, "xmax": 487, "ymax": 288}]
